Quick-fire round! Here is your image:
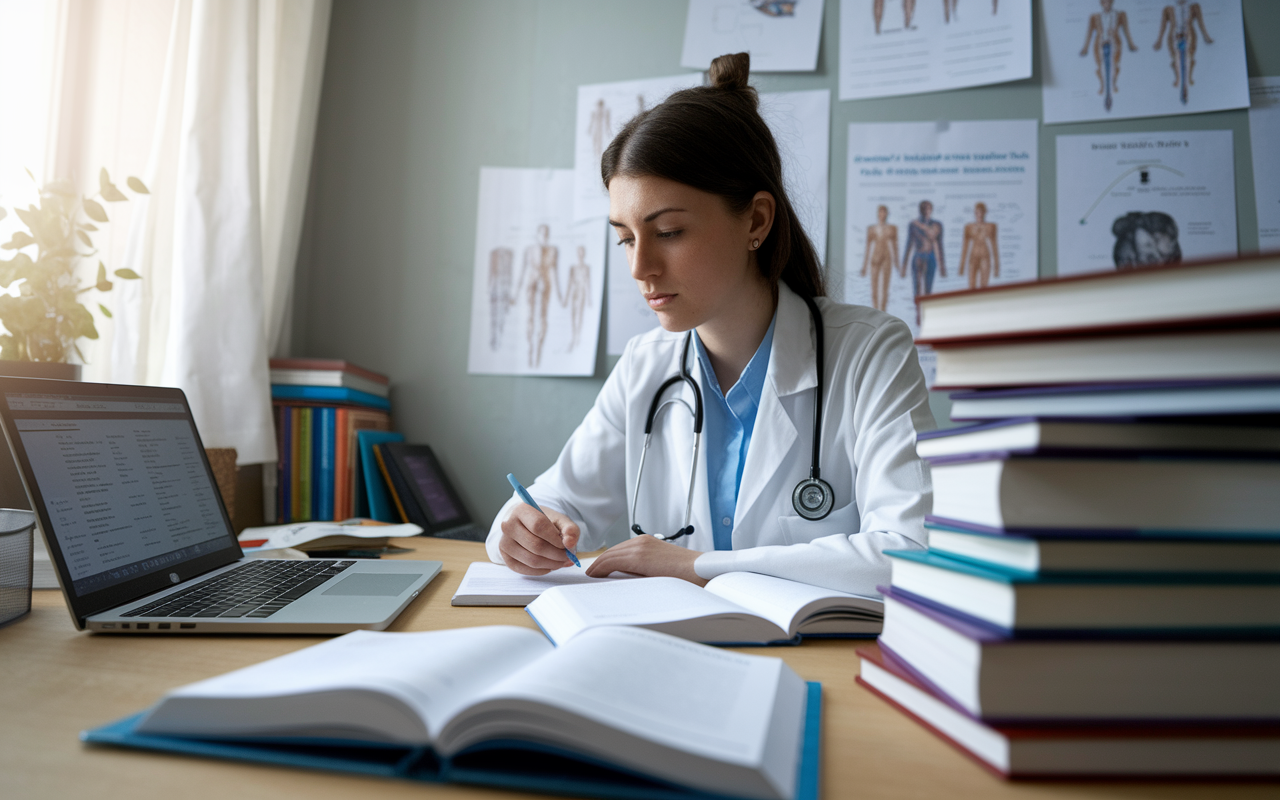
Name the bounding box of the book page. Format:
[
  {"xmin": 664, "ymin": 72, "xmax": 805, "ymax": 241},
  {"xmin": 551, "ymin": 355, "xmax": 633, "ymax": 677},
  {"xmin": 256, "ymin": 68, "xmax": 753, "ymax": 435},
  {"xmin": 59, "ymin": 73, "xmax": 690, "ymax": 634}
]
[
  {"xmin": 136, "ymin": 626, "xmax": 552, "ymax": 743},
  {"xmin": 527, "ymin": 576, "xmax": 786, "ymax": 644},
  {"xmin": 451, "ymin": 560, "xmax": 627, "ymax": 605},
  {"xmin": 704, "ymin": 572, "xmax": 882, "ymax": 636},
  {"xmin": 439, "ymin": 626, "xmax": 806, "ymax": 800}
]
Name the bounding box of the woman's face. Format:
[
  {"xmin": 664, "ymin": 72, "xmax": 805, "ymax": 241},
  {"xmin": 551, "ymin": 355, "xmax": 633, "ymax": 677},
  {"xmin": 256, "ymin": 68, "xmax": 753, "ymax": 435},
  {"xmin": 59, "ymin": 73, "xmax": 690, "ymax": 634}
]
[{"xmin": 608, "ymin": 174, "xmax": 767, "ymax": 333}]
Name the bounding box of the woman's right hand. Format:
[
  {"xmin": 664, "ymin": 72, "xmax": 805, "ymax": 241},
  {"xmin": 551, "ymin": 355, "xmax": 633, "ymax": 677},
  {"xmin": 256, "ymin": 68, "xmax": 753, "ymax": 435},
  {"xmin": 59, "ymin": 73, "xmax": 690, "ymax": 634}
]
[{"xmin": 498, "ymin": 504, "xmax": 581, "ymax": 575}]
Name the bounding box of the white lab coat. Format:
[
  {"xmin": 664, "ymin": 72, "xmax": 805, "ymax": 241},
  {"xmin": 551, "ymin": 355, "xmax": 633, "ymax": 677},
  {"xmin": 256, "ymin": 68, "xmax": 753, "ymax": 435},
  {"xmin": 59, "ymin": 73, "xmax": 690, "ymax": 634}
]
[{"xmin": 486, "ymin": 283, "xmax": 934, "ymax": 596}]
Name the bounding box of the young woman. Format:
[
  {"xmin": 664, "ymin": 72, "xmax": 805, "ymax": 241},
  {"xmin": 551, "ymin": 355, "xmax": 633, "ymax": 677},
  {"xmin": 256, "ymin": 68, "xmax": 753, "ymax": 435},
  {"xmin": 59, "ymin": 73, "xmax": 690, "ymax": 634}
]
[{"xmin": 486, "ymin": 53, "xmax": 932, "ymax": 596}]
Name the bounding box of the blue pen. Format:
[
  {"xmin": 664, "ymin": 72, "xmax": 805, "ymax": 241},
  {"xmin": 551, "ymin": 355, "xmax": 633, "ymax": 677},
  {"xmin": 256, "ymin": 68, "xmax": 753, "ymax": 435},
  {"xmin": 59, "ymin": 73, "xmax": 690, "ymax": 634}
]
[{"xmin": 507, "ymin": 473, "xmax": 581, "ymax": 568}]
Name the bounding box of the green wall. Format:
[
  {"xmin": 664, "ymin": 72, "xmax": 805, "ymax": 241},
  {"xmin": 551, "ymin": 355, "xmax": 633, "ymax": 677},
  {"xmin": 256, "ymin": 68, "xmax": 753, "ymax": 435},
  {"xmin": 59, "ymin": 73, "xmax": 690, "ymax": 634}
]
[{"xmin": 294, "ymin": 0, "xmax": 1280, "ymax": 525}]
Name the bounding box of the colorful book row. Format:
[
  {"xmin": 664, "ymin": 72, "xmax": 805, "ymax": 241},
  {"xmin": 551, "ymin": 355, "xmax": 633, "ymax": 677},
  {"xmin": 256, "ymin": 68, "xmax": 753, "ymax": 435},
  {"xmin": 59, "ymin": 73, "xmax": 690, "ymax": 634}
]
[{"xmin": 274, "ymin": 403, "xmax": 392, "ymax": 522}]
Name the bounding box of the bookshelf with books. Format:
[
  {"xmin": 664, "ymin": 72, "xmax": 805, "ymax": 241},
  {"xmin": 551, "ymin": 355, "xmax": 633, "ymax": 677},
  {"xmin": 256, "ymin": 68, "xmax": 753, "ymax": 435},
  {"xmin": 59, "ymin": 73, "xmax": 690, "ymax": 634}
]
[
  {"xmin": 269, "ymin": 359, "xmax": 394, "ymax": 523},
  {"xmin": 856, "ymin": 256, "xmax": 1280, "ymax": 778}
]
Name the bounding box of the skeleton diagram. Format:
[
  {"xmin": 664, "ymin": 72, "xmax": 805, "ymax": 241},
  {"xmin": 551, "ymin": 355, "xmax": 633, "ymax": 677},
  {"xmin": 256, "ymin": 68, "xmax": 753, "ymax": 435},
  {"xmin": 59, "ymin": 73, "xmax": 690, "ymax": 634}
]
[
  {"xmin": 515, "ymin": 224, "xmax": 562, "ymax": 368},
  {"xmin": 959, "ymin": 202, "xmax": 1000, "ymax": 290},
  {"xmin": 860, "ymin": 205, "xmax": 899, "ymax": 312},
  {"xmin": 587, "ymin": 98, "xmax": 612, "ymax": 163},
  {"xmin": 564, "ymin": 245, "xmax": 593, "ymax": 352},
  {"xmin": 1155, "ymin": 0, "xmax": 1213, "ymax": 105},
  {"xmin": 1081, "ymin": 0, "xmax": 1137, "ymax": 112},
  {"xmin": 487, "ymin": 247, "xmax": 515, "ymax": 350},
  {"xmin": 900, "ymin": 200, "xmax": 946, "ymax": 322}
]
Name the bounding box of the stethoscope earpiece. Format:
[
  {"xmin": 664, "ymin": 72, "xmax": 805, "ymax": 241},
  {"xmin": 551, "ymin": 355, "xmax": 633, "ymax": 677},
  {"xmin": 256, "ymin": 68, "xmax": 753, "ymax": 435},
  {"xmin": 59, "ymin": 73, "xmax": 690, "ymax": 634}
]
[{"xmin": 792, "ymin": 477, "xmax": 834, "ymax": 521}]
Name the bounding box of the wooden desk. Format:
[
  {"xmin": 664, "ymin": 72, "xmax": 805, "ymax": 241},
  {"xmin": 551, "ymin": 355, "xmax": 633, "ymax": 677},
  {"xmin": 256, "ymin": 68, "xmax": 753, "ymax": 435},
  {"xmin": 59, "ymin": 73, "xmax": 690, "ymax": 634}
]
[{"xmin": 1, "ymin": 538, "xmax": 1273, "ymax": 800}]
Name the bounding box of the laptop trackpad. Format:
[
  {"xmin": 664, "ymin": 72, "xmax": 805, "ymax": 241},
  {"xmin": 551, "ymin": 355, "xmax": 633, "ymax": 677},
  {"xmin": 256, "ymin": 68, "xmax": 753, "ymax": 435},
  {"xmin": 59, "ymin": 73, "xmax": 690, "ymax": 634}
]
[{"xmin": 323, "ymin": 573, "xmax": 419, "ymax": 597}]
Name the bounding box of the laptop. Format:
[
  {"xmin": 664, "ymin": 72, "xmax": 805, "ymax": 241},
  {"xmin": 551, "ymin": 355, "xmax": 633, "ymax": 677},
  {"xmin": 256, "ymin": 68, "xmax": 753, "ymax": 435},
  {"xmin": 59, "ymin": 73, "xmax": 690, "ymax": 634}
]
[
  {"xmin": 0, "ymin": 377, "xmax": 441, "ymax": 634},
  {"xmin": 380, "ymin": 442, "xmax": 489, "ymax": 542}
]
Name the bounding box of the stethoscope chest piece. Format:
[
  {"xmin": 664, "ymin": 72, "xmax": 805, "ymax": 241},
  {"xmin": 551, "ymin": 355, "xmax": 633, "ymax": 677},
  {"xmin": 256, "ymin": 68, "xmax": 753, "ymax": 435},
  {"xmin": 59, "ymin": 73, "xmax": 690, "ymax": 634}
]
[{"xmin": 792, "ymin": 476, "xmax": 833, "ymax": 520}]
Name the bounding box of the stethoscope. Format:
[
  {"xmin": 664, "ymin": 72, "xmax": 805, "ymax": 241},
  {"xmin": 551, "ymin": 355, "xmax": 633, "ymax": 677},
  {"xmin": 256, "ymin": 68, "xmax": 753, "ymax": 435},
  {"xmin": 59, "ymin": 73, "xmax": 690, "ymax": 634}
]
[{"xmin": 630, "ymin": 295, "xmax": 833, "ymax": 542}]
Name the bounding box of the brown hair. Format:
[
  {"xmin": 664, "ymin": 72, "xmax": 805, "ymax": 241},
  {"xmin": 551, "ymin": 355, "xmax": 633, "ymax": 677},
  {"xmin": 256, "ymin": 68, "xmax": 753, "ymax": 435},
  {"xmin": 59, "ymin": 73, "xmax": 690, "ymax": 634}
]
[{"xmin": 601, "ymin": 52, "xmax": 825, "ymax": 300}]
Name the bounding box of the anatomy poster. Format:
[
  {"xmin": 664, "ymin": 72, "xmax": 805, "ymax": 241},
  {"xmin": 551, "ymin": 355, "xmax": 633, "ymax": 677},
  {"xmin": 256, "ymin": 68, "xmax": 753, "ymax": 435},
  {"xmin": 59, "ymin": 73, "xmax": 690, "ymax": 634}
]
[
  {"xmin": 838, "ymin": 0, "xmax": 1031, "ymax": 101},
  {"xmin": 681, "ymin": 0, "xmax": 825, "ymax": 72},
  {"xmin": 1056, "ymin": 130, "xmax": 1236, "ymax": 277},
  {"xmin": 573, "ymin": 74, "xmax": 702, "ymax": 222},
  {"xmin": 606, "ymin": 90, "xmax": 833, "ymax": 355},
  {"xmin": 469, "ymin": 168, "xmax": 607, "ymax": 377},
  {"xmin": 1041, "ymin": 0, "xmax": 1248, "ymax": 125},
  {"xmin": 844, "ymin": 120, "xmax": 1038, "ymax": 336},
  {"xmin": 1249, "ymin": 78, "xmax": 1280, "ymax": 253}
]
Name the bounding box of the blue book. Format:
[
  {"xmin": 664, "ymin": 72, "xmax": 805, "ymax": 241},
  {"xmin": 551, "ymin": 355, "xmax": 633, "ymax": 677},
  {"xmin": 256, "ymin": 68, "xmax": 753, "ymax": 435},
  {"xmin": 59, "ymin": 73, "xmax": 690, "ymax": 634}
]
[
  {"xmin": 357, "ymin": 430, "xmax": 404, "ymax": 522},
  {"xmin": 79, "ymin": 627, "xmax": 821, "ymax": 800},
  {"xmin": 271, "ymin": 385, "xmax": 391, "ymax": 411},
  {"xmin": 314, "ymin": 407, "xmax": 335, "ymax": 521},
  {"xmin": 885, "ymin": 548, "xmax": 1280, "ymax": 636}
]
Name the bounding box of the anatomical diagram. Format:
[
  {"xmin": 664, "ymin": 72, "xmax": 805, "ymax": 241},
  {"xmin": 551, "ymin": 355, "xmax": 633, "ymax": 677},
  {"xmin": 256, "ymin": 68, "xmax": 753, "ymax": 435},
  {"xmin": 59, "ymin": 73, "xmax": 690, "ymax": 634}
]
[
  {"xmin": 959, "ymin": 202, "xmax": 1000, "ymax": 290},
  {"xmin": 1080, "ymin": 0, "xmax": 1137, "ymax": 111},
  {"xmin": 516, "ymin": 224, "xmax": 562, "ymax": 368},
  {"xmin": 564, "ymin": 245, "xmax": 593, "ymax": 352},
  {"xmin": 1155, "ymin": 0, "xmax": 1213, "ymax": 104},
  {"xmin": 860, "ymin": 205, "xmax": 899, "ymax": 312}
]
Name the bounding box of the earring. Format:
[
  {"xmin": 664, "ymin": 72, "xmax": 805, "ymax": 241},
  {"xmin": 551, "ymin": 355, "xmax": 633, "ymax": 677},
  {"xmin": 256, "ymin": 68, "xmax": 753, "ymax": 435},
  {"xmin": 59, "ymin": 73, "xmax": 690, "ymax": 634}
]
[{"xmin": 751, "ymin": 239, "xmax": 760, "ymax": 250}]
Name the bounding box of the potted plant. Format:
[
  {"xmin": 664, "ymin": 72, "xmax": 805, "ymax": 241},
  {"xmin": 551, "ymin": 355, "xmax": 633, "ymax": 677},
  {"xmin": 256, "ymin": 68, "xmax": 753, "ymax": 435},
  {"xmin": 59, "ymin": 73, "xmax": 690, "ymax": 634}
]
[{"xmin": 0, "ymin": 168, "xmax": 145, "ymax": 377}]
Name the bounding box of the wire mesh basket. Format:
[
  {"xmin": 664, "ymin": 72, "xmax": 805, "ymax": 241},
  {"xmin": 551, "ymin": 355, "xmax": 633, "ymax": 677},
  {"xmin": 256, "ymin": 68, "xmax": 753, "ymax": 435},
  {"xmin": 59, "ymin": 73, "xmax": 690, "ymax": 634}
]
[{"xmin": 0, "ymin": 509, "xmax": 37, "ymax": 628}]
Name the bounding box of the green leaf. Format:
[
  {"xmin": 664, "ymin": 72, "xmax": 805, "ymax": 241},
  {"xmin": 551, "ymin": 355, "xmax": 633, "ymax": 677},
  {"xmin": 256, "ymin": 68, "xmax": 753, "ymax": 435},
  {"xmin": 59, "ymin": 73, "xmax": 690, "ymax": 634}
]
[
  {"xmin": 98, "ymin": 303, "xmax": 113, "ymax": 318},
  {"xmin": 76, "ymin": 230, "xmax": 93, "ymax": 248},
  {"xmin": 127, "ymin": 176, "xmax": 150, "ymax": 194},
  {"xmin": 2, "ymin": 231, "xmax": 36, "ymax": 251},
  {"xmin": 113, "ymin": 268, "xmax": 142, "ymax": 280},
  {"xmin": 99, "ymin": 167, "xmax": 127, "ymax": 203},
  {"xmin": 96, "ymin": 262, "xmax": 113, "ymax": 292},
  {"xmin": 83, "ymin": 198, "xmax": 108, "ymax": 223}
]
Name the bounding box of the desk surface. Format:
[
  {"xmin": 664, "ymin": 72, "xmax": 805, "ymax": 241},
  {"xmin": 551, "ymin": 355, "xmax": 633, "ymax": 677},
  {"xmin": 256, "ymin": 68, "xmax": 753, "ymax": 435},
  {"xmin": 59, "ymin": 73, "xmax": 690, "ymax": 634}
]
[{"xmin": 2, "ymin": 538, "xmax": 1275, "ymax": 800}]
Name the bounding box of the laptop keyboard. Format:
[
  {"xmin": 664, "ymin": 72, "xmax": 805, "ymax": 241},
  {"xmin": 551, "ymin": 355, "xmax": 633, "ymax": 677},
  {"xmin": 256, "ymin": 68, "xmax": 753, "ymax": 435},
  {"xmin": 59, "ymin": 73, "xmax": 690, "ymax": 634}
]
[{"xmin": 121, "ymin": 560, "xmax": 357, "ymax": 620}]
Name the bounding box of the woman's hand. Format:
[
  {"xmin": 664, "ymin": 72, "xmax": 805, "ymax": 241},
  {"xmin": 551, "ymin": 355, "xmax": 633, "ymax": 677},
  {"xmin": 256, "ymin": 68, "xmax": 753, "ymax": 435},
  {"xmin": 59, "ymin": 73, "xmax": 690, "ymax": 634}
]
[
  {"xmin": 498, "ymin": 505, "xmax": 580, "ymax": 575},
  {"xmin": 585, "ymin": 535, "xmax": 708, "ymax": 586}
]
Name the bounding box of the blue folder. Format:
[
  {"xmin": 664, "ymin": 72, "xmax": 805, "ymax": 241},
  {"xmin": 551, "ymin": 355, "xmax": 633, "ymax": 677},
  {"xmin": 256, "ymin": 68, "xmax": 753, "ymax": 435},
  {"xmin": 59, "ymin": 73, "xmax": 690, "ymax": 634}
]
[
  {"xmin": 356, "ymin": 430, "xmax": 405, "ymax": 522},
  {"xmin": 80, "ymin": 683, "xmax": 822, "ymax": 800},
  {"xmin": 271, "ymin": 385, "xmax": 391, "ymax": 411}
]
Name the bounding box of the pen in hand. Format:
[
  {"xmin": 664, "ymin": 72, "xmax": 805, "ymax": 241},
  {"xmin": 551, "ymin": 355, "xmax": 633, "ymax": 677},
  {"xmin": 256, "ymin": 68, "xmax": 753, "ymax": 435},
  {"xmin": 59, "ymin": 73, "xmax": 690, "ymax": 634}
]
[{"xmin": 507, "ymin": 473, "xmax": 581, "ymax": 568}]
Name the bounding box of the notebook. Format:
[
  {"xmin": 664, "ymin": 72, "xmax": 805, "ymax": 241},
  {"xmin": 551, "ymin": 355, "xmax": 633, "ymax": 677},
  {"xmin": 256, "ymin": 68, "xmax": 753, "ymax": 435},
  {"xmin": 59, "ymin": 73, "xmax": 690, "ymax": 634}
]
[{"xmin": 0, "ymin": 377, "xmax": 440, "ymax": 634}]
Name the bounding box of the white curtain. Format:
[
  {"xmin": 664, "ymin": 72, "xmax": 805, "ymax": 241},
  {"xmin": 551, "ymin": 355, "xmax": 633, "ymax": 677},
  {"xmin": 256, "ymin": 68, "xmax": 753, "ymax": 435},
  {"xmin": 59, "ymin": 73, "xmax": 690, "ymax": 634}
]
[{"xmin": 105, "ymin": 0, "xmax": 331, "ymax": 464}]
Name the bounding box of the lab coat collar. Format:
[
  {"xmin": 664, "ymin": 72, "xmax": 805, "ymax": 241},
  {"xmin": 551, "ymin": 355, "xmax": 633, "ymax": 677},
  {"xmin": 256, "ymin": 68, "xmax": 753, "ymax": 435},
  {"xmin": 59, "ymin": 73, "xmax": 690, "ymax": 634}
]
[
  {"xmin": 732, "ymin": 283, "xmax": 818, "ymax": 530},
  {"xmin": 769, "ymin": 283, "xmax": 819, "ymax": 398}
]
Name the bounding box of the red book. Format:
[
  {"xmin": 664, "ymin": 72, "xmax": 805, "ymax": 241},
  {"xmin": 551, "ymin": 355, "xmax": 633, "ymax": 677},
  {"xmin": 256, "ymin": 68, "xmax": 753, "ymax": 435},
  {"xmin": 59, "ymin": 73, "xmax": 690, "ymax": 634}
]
[{"xmin": 856, "ymin": 646, "xmax": 1280, "ymax": 779}]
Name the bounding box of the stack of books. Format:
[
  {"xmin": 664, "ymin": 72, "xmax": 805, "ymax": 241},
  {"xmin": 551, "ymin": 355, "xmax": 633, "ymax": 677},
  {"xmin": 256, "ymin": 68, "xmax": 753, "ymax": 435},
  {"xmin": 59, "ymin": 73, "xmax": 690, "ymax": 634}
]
[
  {"xmin": 856, "ymin": 255, "xmax": 1280, "ymax": 778},
  {"xmin": 269, "ymin": 359, "xmax": 393, "ymax": 523}
]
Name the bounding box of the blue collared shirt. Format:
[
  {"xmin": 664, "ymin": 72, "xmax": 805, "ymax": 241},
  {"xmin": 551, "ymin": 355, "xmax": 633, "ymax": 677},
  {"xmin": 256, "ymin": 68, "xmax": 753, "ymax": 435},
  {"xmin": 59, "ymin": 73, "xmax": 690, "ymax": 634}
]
[{"xmin": 693, "ymin": 312, "xmax": 778, "ymax": 551}]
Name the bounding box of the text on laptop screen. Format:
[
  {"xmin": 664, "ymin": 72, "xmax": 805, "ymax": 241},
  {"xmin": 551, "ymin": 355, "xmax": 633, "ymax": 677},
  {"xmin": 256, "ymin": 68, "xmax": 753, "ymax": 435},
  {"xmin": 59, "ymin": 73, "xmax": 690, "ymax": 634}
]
[{"xmin": 6, "ymin": 392, "xmax": 233, "ymax": 596}]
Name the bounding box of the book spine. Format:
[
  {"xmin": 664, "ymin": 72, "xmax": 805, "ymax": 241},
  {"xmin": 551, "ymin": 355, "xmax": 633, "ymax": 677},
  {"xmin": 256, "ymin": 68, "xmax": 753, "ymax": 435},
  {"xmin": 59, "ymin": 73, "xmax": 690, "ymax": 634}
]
[
  {"xmin": 298, "ymin": 408, "xmax": 313, "ymax": 522},
  {"xmin": 334, "ymin": 408, "xmax": 349, "ymax": 521},
  {"xmin": 278, "ymin": 406, "xmax": 291, "ymax": 524},
  {"xmin": 320, "ymin": 407, "xmax": 336, "ymax": 521},
  {"xmin": 373, "ymin": 444, "xmax": 410, "ymax": 524}
]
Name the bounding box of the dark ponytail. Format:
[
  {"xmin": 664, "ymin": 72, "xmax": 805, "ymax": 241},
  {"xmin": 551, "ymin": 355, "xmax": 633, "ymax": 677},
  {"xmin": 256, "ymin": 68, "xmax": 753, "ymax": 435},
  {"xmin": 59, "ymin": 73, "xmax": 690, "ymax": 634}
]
[{"xmin": 601, "ymin": 52, "xmax": 826, "ymax": 300}]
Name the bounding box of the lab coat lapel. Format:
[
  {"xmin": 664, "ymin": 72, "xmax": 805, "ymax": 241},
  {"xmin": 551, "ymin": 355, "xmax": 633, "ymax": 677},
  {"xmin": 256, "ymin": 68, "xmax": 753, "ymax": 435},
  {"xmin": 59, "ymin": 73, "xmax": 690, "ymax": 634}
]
[{"xmin": 734, "ymin": 286, "xmax": 818, "ymax": 528}]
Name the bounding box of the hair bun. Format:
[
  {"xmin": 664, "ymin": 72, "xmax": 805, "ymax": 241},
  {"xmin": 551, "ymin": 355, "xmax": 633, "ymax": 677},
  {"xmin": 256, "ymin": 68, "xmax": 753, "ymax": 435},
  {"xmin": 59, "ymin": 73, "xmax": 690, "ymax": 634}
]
[{"xmin": 708, "ymin": 52, "xmax": 752, "ymax": 92}]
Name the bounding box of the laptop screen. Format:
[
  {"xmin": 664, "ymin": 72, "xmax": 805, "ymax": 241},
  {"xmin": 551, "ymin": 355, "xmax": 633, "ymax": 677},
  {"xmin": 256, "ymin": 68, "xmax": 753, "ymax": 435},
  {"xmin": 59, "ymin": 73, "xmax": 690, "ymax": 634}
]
[{"xmin": 0, "ymin": 380, "xmax": 240, "ymax": 624}]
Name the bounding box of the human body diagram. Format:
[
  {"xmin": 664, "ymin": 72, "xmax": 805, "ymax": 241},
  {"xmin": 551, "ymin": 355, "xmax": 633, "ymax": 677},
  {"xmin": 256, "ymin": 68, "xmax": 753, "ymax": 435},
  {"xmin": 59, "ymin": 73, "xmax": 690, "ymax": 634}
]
[
  {"xmin": 564, "ymin": 245, "xmax": 593, "ymax": 352},
  {"xmin": 860, "ymin": 205, "xmax": 899, "ymax": 312},
  {"xmin": 1081, "ymin": 0, "xmax": 1137, "ymax": 111},
  {"xmin": 900, "ymin": 200, "xmax": 946, "ymax": 319},
  {"xmin": 1155, "ymin": 0, "xmax": 1213, "ymax": 105},
  {"xmin": 487, "ymin": 247, "xmax": 515, "ymax": 350},
  {"xmin": 958, "ymin": 202, "xmax": 1000, "ymax": 290},
  {"xmin": 515, "ymin": 225, "xmax": 563, "ymax": 369},
  {"xmin": 588, "ymin": 99, "xmax": 612, "ymax": 163}
]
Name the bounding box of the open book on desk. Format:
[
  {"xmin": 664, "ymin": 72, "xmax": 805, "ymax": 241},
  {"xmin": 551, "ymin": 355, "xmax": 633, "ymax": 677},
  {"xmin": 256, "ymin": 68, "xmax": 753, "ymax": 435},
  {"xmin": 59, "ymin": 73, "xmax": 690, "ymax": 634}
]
[
  {"xmin": 81, "ymin": 625, "xmax": 819, "ymax": 800},
  {"xmin": 527, "ymin": 573, "xmax": 883, "ymax": 646},
  {"xmin": 452, "ymin": 559, "xmax": 637, "ymax": 606}
]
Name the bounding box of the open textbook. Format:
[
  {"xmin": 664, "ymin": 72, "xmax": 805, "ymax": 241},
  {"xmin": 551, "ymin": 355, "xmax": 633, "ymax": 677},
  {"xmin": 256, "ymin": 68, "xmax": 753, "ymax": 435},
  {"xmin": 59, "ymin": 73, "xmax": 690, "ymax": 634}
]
[
  {"xmin": 82, "ymin": 625, "xmax": 819, "ymax": 800},
  {"xmin": 527, "ymin": 573, "xmax": 884, "ymax": 646},
  {"xmin": 451, "ymin": 559, "xmax": 632, "ymax": 606}
]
